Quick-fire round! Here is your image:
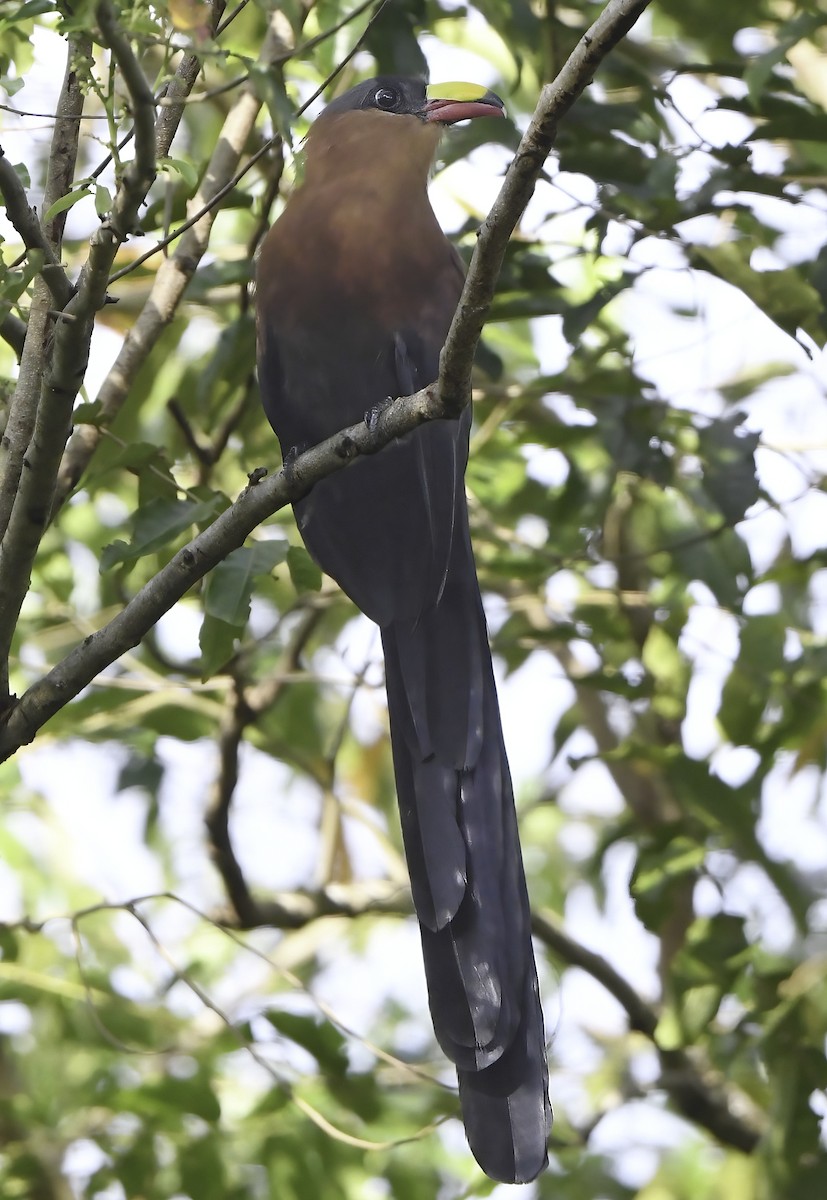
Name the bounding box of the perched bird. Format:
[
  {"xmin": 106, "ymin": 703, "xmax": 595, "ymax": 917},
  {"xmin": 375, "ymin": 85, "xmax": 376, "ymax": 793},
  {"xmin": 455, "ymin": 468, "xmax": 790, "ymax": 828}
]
[{"xmin": 256, "ymin": 76, "xmax": 550, "ymax": 1183}]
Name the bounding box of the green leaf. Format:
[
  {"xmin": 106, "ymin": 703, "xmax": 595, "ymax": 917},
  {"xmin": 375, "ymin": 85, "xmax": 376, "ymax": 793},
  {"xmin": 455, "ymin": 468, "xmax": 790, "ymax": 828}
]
[
  {"xmin": 719, "ymin": 614, "xmax": 786, "ymax": 744},
  {"xmin": 562, "ymin": 274, "xmax": 634, "ymax": 344},
  {"xmin": 743, "ymin": 12, "xmax": 826, "ymax": 103},
  {"xmin": 121, "ymin": 1073, "xmax": 221, "ymax": 1122},
  {"xmin": 263, "ymin": 1010, "xmax": 349, "ymax": 1078},
  {"xmin": 286, "ymin": 545, "xmax": 322, "ymax": 594},
  {"xmin": 94, "ymin": 183, "xmax": 112, "ymax": 216},
  {"xmin": 633, "ymin": 834, "xmax": 706, "ymax": 901},
  {"xmin": 12, "ymin": 160, "xmax": 31, "ymax": 188},
  {"xmin": 7, "ymin": 0, "xmax": 55, "ymax": 20},
  {"xmin": 698, "ymin": 412, "xmax": 760, "ymax": 524},
  {"xmin": 158, "ymin": 154, "xmax": 199, "ymax": 191},
  {"xmin": 0, "ymin": 926, "xmax": 19, "ymax": 962},
  {"xmin": 71, "ymin": 401, "xmax": 104, "ymax": 426},
  {"xmin": 117, "ymin": 750, "xmax": 164, "ymax": 795},
  {"xmin": 642, "ymin": 624, "xmax": 684, "ymax": 687},
  {"xmin": 693, "ymin": 242, "xmax": 825, "ymax": 347},
  {"xmin": 179, "ymin": 1135, "xmax": 227, "ymax": 1200},
  {"xmin": 204, "ymin": 538, "xmax": 288, "ymax": 626},
  {"xmin": 248, "ymin": 64, "xmax": 294, "ymax": 146},
  {"xmin": 100, "ymin": 495, "xmax": 222, "ymax": 570},
  {"xmin": 199, "ymin": 613, "xmax": 240, "ymax": 679},
  {"xmin": 42, "ymin": 178, "xmax": 93, "ymax": 223}
]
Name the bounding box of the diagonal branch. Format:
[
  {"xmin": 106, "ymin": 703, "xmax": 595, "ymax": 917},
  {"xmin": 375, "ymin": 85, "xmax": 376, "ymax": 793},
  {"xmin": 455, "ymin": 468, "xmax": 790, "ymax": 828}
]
[
  {"xmin": 155, "ymin": 0, "xmax": 227, "ymax": 158},
  {"xmin": 0, "ymin": 151, "xmax": 73, "ymax": 308},
  {"xmin": 0, "ymin": 383, "xmax": 444, "ymax": 753},
  {"xmin": 531, "ymin": 907, "xmax": 765, "ymax": 1154}
]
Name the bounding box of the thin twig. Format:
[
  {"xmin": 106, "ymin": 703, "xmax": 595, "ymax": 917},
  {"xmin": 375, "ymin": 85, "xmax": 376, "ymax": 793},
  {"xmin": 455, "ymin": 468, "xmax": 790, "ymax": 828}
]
[
  {"xmin": 205, "ymin": 603, "xmax": 325, "ymax": 923},
  {"xmin": 0, "ymin": 879, "xmax": 766, "ymax": 1153},
  {"xmin": 215, "ymin": 0, "xmax": 249, "ymax": 38}
]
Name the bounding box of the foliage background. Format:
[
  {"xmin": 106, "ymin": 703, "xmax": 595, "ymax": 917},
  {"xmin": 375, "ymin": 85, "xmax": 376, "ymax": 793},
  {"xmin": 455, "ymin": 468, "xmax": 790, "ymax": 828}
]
[{"xmin": 1, "ymin": 0, "xmax": 827, "ymax": 1196}]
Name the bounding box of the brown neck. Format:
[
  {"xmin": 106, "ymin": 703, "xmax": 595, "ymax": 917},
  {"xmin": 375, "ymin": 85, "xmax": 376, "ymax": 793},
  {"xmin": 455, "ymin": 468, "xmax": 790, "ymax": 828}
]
[
  {"xmin": 302, "ymin": 109, "xmax": 441, "ymax": 203},
  {"xmin": 258, "ymin": 108, "xmax": 452, "ymax": 332}
]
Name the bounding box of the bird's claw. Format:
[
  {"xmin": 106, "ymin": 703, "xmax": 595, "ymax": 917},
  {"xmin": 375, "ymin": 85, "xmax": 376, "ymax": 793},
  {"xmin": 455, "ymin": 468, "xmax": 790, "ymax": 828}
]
[
  {"xmin": 280, "ymin": 442, "xmax": 309, "ymax": 482},
  {"xmin": 364, "ymin": 395, "xmax": 394, "ymax": 432}
]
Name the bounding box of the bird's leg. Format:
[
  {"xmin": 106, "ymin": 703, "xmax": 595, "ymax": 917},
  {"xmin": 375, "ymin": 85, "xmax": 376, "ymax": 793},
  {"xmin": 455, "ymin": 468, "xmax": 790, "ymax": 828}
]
[{"xmin": 365, "ymin": 331, "xmax": 419, "ymax": 429}]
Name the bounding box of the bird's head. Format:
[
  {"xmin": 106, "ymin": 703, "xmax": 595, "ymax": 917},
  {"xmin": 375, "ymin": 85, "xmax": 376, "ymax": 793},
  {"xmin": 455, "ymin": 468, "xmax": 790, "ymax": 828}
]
[
  {"xmin": 302, "ymin": 76, "xmax": 505, "ymax": 188},
  {"xmin": 323, "ymin": 76, "xmax": 505, "ymax": 125}
]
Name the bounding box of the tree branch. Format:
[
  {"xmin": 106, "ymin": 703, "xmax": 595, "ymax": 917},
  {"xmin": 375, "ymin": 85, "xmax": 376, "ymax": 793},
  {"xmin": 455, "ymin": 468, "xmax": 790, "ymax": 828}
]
[
  {"xmin": 531, "ymin": 907, "xmax": 766, "ymax": 1153},
  {"xmin": 0, "ymin": 3, "xmax": 157, "ymax": 697},
  {"xmin": 226, "ymin": 881, "xmax": 413, "ymax": 930},
  {"xmin": 0, "ymin": 312, "xmax": 26, "ymax": 359},
  {"xmin": 0, "ymin": 32, "xmax": 90, "ymax": 646},
  {"xmin": 0, "ymin": 152, "xmax": 73, "ymax": 309},
  {"xmin": 249, "ymin": 887, "xmax": 767, "ymax": 1153},
  {"xmin": 204, "ymin": 602, "xmax": 326, "ymax": 924},
  {"xmin": 0, "ymin": 283, "xmax": 53, "ymax": 557},
  {"xmin": 532, "ymin": 907, "xmax": 657, "ymax": 1036},
  {"xmin": 154, "ymin": 1, "xmax": 227, "ymax": 158},
  {"xmin": 0, "ymin": 867, "xmax": 766, "ymax": 1154},
  {"xmin": 0, "ymin": 36, "xmax": 90, "ymax": 549},
  {"xmin": 0, "ymin": 382, "xmax": 445, "ymax": 753},
  {"xmin": 41, "ymin": 35, "xmax": 92, "ymax": 252}
]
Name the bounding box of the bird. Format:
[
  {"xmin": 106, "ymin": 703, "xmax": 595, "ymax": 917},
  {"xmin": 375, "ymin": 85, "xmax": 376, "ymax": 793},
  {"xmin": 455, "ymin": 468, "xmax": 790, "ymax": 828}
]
[{"xmin": 255, "ymin": 75, "xmax": 551, "ymax": 1183}]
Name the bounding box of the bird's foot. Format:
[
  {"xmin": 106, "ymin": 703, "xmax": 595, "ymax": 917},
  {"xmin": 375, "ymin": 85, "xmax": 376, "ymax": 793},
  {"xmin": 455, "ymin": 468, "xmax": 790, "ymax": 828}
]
[
  {"xmin": 283, "ymin": 442, "xmax": 309, "ymax": 466},
  {"xmin": 280, "ymin": 442, "xmax": 309, "ymax": 483},
  {"xmin": 364, "ymin": 395, "xmax": 394, "ymax": 432}
]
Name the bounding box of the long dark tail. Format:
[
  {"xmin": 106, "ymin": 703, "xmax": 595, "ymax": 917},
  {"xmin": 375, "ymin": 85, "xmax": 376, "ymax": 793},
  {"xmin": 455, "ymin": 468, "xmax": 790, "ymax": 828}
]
[{"xmin": 381, "ymin": 536, "xmax": 551, "ymax": 1184}]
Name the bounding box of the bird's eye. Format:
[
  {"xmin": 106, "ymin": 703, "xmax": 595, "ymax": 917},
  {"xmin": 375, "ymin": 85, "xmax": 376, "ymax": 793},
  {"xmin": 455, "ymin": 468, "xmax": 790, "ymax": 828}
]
[{"xmin": 373, "ymin": 87, "xmax": 400, "ymax": 111}]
